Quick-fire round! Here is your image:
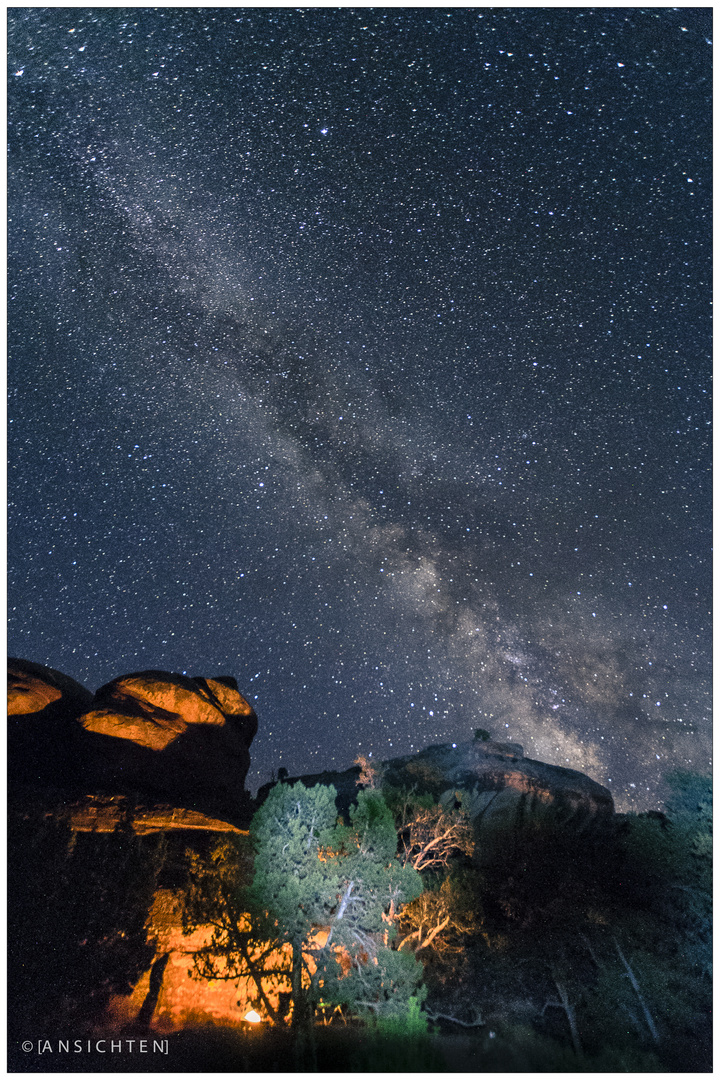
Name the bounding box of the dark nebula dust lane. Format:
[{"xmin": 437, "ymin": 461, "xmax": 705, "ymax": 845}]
[{"xmin": 8, "ymin": 8, "xmax": 711, "ymax": 810}]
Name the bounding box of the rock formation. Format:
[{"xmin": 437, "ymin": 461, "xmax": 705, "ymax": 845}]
[
  {"xmin": 8, "ymin": 657, "xmax": 94, "ymax": 790},
  {"xmin": 8, "ymin": 660, "xmax": 258, "ymax": 826},
  {"xmin": 257, "ymin": 737, "xmax": 614, "ymax": 833},
  {"xmin": 382, "ymin": 738, "xmax": 614, "ymax": 827},
  {"xmin": 78, "ymin": 670, "xmax": 258, "ymax": 823}
]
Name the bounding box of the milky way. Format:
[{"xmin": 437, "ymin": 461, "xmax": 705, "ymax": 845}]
[{"xmin": 8, "ymin": 8, "xmax": 711, "ymax": 810}]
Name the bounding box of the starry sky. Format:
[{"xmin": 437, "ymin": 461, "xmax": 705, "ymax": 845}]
[{"xmin": 8, "ymin": 7, "xmax": 711, "ymax": 811}]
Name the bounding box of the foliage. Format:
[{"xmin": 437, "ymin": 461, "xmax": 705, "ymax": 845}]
[
  {"xmin": 183, "ymin": 782, "xmax": 424, "ymax": 1034},
  {"xmin": 258, "ymin": 783, "xmax": 424, "ymax": 1023},
  {"xmin": 354, "ymin": 754, "xmax": 377, "ymax": 788},
  {"xmin": 618, "ymin": 770, "xmax": 712, "ymax": 977},
  {"xmin": 397, "ymin": 868, "xmax": 481, "ymax": 968},
  {"xmin": 324, "ymin": 944, "xmax": 426, "ymax": 1019},
  {"xmin": 248, "ymin": 781, "xmax": 340, "ymax": 952},
  {"xmin": 344, "ymin": 995, "xmax": 444, "ymax": 1072}
]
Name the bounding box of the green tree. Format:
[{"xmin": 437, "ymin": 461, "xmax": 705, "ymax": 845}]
[
  {"xmin": 317, "ymin": 788, "xmax": 425, "ymax": 1018},
  {"xmin": 249, "ymin": 782, "xmax": 424, "ymax": 1026},
  {"xmin": 183, "ymin": 781, "xmax": 425, "ymax": 1051},
  {"xmin": 247, "ymin": 781, "xmax": 340, "ymax": 1033}
]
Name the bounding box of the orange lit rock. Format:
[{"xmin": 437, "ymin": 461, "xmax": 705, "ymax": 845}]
[
  {"xmin": 79, "ymin": 672, "xmax": 226, "ymax": 750},
  {"xmin": 8, "ymin": 657, "xmax": 92, "ymax": 717},
  {"xmin": 192, "ymin": 675, "xmax": 258, "ymax": 744},
  {"xmin": 72, "ymin": 670, "xmax": 257, "ymax": 823},
  {"xmin": 104, "ymin": 886, "xmax": 339, "ymax": 1032},
  {"xmin": 7, "ymin": 660, "xmax": 267, "ymax": 1034},
  {"xmin": 202, "ymin": 677, "xmax": 255, "ymax": 717},
  {"xmin": 7, "ymin": 661, "xmax": 257, "ymax": 822},
  {"xmin": 106, "ymin": 888, "xmax": 295, "ymax": 1032},
  {"xmin": 7, "ymin": 658, "xmax": 93, "ymax": 790},
  {"xmin": 8, "ymin": 669, "xmax": 61, "ymax": 715},
  {"xmin": 47, "ymin": 794, "xmax": 249, "ymax": 835},
  {"xmin": 79, "ymin": 705, "xmax": 188, "ymax": 751}
]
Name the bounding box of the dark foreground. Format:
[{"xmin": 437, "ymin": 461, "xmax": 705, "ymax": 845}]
[{"xmin": 9, "ymin": 1017, "xmax": 708, "ymax": 1074}]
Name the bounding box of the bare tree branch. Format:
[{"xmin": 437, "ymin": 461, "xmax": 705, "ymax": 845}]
[
  {"xmin": 415, "ymin": 914, "xmax": 450, "ymax": 952},
  {"xmin": 551, "ymin": 972, "xmax": 582, "ymax": 1057},
  {"xmin": 613, "ymin": 937, "xmax": 660, "ymax": 1045},
  {"xmin": 425, "ymin": 1007, "xmax": 484, "ymax": 1028}
]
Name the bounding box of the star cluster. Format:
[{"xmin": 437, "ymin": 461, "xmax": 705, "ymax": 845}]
[{"xmin": 8, "ymin": 8, "xmax": 711, "ymax": 810}]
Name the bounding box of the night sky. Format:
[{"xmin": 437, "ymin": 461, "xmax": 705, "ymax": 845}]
[{"xmin": 8, "ymin": 7, "xmax": 711, "ymax": 811}]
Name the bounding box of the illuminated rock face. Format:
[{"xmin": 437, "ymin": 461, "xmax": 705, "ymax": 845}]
[
  {"xmin": 107, "ymin": 886, "xmax": 309, "ymax": 1032},
  {"xmin": 107, "ymin": 888, "xmax": 329, "ymax": 1032},
  {"xmin": 81, "ymin": 673, "xmax": 238, "ymax": 749},
  {"xmin": 76, "ymin": 671, "xmax": 257, "ymax": 822},
  {"xmin": 106, "ymin": 889, "xmax": 262, "ymax": 1032},
  {"xmin": 8, "ymin": 658, "xmax": 93, "ymax": 717},
  {"xmin": 7, "ymin": 658, "xmax": 94, "ymax": 789},
  {"xmin": 46, "ymin": 793, "xmax": 248, "ymax": 836}
]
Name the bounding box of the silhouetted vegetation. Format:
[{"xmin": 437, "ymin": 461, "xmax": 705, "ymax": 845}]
[
  {"xmin": 7, "ymin": 810, "xmax": 165, "ymax": 1042},
  {"xmin": 400, "ymin": 768, "xmax": 712, "ymax": 1073}
]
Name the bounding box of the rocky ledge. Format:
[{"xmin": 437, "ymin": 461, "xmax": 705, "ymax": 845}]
[{"xmin": 12, "ymin": 793, "xmax": 247, "ymax": 836}]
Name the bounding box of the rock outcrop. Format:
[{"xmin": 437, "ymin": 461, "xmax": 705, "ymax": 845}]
[
  {"xmin": 255, "ymin": 764, "xmax": 363, "ymax": 820},
  {"xmin": 382, "ymin": 739, "xmax": 614, "ymax": 825},
  {"xmin": 11, "ymin": 793, "xmax": 246, "ymax": 836},
  {"xmin": 7, "ymin": 660, "xmax": 258, "ymax": 825},
  {"xmin": 8, "ymin": 657, "xmax": 94, "ymax": 789},
  {"xmin": 77, "ymin": 670, "xmax": 257, "ymax": 822},
  {"xmin": 258, "ymin": 738, "xmax": 614, "ymax": 833}
]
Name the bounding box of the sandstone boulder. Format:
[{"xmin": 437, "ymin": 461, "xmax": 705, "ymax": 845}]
[
  {"xmin": 80, "ymin": 673, "xmax": 225, "ymax": 751},
  {"xmin": 7, "ymin": 658, "xmax": 93, "ymax": 790},
  {"xmin": 76, "ymin": 670, "xmax": 258, "ymax": 823},
  {"xmin": 8, "ymin": 657, "xmax": 93, "ymax": 717}
]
